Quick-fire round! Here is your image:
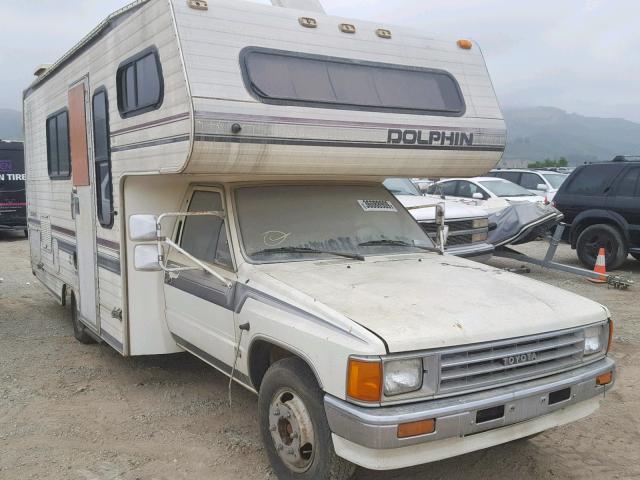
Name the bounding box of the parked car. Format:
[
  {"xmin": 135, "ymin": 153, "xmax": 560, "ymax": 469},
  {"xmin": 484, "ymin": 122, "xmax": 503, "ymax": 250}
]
[
  {"xmin": 411, "ymin": 178, "xmax": 434, "ymax": 194},
  {"xmin": 0, "ymin": 141, "xmax": 27, "ymax": 236},
  {"xmin": 427, "ymin": 177, "xmax": 545, "ymax": 211},
  {"xmin": 384, "ymin": 178, "xmax": 494, "ymax": 259},
  {"xmin": 553, "ymin": 158, "xmax": 640, "ymax": 269},
  {"xmin": 488, "ymin": 169, "xmax": 568, "ymax": 202}
]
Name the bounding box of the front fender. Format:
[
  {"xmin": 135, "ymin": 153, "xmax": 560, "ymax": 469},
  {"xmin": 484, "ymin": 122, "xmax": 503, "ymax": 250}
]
[{"xmin": 570, "ymin": 209, "xmax": 629, "ymax": 247}]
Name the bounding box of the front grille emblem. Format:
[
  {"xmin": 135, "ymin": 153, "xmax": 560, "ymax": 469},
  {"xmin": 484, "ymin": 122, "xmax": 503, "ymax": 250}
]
[{"xmin": 502, "ymin": 352, "xmax": 538, "ymax": 367}]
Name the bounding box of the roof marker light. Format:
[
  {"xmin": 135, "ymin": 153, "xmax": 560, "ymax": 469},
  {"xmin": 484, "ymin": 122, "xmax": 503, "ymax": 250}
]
[
  {"xmin": 376, "ymin": 28, "xmax": 392, "ymax": 39},
  {"xmin": 187, "ymin": 0, "xmax": 208, "ymax": 11},
  {"xmin": 457, "ymin": 39, "xmax": 473, "ymax": 49},
  {"xmin": 340, "ymin": 23, "xmax": 356, "ymax": 34},
  {"xmin": 299, "ymin": 16, "xmax": 318, "ymax": 28}
]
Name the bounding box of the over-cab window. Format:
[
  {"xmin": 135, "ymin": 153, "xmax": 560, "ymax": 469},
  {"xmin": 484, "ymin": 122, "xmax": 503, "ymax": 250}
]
[
  {"xmin": 46, "ymin": 110, "xmax": 71, "ymax": 179},
  {"xmin": 180, "ymin": 191, "xmax": 232, "ymax": 269},
  {"xmin": 241, "ymin": 47, "xmax": 465, "ymax": 116},
  {"xmin": 92, "ymin": 88, "xmax": 114, "ymax": 228},
  {"xmin": 116, "ymin": 48, "xmax": 163, "ymax": 118}
]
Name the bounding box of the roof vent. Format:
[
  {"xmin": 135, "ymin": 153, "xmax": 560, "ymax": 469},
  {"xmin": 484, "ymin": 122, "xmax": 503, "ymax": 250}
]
[{"xmin": 34, "ymin": 64, "xmax": 52, "ymax": 77}]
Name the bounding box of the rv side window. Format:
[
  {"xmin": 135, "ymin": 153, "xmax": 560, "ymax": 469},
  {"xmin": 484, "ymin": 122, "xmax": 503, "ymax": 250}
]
[
  {"xmin": 46, "ymin": 110, "xmax": 71, "ymax": 179},
  {"xmin": 180, "ymin": 191, "xmax": 232, "ymax": 269},
  {"xmin": 241, "ymin": 48, "xmax": 465, "ymax": 116},
  {"xmin": 92, "ymin": 88, "xmax": 114, "ymax": 228},
  {"xmin": 116, "ymin": 48, "xmax": 163, "ymax": 118}
]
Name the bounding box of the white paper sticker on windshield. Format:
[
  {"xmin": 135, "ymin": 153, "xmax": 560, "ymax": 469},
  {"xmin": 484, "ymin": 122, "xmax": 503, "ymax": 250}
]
[{"xmin": 358, "ymin": 200, "xmax": 397, "ymax": 212}]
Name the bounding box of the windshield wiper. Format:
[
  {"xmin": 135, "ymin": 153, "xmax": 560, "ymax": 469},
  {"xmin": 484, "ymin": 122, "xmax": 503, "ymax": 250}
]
[
  {"xmin": 251, "ymin": 246, "xmax": 364, "ymax": 261},
  {"xmin": 358, "ymin": 239, "xmax": 441, "ymax": 254}
]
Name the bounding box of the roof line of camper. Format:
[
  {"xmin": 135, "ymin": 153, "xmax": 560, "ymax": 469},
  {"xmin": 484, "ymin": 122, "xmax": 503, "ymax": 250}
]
[{"xmin": 24, "ymin": 0, "xmax": 151, "ymax": 98}]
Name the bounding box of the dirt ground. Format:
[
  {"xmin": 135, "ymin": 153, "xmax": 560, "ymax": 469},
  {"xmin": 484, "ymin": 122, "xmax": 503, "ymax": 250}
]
[{"xmin": 1, "ymin": 232, "xmax": 639, "ymax": 480}]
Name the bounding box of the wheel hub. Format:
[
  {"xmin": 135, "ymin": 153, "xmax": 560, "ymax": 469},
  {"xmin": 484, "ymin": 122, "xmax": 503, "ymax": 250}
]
[{"xmin": 268, "ymin": 389, "xmax": 315, "ymax": 472}]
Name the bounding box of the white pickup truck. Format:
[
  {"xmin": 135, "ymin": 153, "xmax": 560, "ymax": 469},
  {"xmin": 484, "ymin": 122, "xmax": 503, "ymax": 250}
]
[{"xmin": 23, "ymin": 0, "xmax": 615, "ymax": 478}]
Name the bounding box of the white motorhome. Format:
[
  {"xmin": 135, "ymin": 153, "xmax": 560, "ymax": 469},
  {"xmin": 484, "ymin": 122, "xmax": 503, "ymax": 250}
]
[{"xmin": 24, "ymin": 0, "xmax": 615, "ymax": 478}]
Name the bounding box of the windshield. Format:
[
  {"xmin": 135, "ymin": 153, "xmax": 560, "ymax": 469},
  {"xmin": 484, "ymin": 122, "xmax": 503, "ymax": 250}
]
[
  {"xmin": 540, "ymin": 173, "xmax": 567, "ymax": 189},
  {"xmin": 235, "ymin": 184, "xmax": 434, "ymax": 263},
  {"xmin": 383, "ymin": 178, "xmax": 421, "ymax": 196},
  {"xmin": 479, "ymin": 180, "xmax": 535, "ymax": 197}
]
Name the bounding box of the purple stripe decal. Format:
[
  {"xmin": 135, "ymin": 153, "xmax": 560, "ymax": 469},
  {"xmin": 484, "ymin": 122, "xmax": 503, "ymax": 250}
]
[
  {"xmin": 194, "ymin": 110, "xmax": 505, "ymax": 134},
  {"xmin": 110, "ymin": 112, "xmax": 190, "ymax": 136}
]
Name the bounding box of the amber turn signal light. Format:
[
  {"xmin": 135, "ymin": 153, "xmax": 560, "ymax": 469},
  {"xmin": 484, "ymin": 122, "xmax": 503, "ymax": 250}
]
[
  {"xmin": 347, "ymin": 358, "xmax": 382, "ymax": 402},
  {"xmin": 596, "ymin": 372, "xmax": 613, "ymax": 386},
  {"xmin": 457, "ymin": 39, "xmax": 473, "ymax": 49},
  {"xmin": 397, "ymin": 419, "xmax": 436, "ymax": 438}
]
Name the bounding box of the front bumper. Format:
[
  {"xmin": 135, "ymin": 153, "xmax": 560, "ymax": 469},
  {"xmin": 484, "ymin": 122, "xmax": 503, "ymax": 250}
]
[{"xmin": 325, "ymin": 357, "xmax": 614, "ymax": 466}]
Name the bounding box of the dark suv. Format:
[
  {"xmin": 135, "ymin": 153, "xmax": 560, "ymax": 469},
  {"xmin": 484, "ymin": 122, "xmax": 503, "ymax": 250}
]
[{"xmin": 554, "ymin": 157, "xmax": 640, "ymax": 269}]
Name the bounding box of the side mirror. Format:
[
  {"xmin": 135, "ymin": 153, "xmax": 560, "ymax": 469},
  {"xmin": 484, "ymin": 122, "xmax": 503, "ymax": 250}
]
[
  {"xmin": 472, "ymin": 192, "xmax": 484, "ymax": 200},
  {"xmin": 129, "ymin": 214, "xmax": 158, "ymax": 242},
  {"xmin": 134, "ymin": 244, "xmax": 161, "ymax": 271},
  {"xmin": 536, "ymin": 184, "xmax": 549, "ymax": 191}
]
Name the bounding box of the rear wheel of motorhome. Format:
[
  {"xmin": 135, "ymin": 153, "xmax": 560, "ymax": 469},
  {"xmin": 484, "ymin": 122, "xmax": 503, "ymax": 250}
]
[
  {"xmin": 576, "ymin": 224, "xmax": 627, "ymax": 269},
  {"xmin": 70, "ymin": 293, "xmax": 95, "ymax": 344},
  {"xmin": 258, "ymin": 358, "xmax": 356, "ymax": 480}
]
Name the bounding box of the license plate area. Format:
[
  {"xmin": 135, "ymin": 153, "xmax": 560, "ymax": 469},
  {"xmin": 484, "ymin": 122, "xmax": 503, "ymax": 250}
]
[
  {"xmin": 476, "ymin": 405, "xmax": 505, "ymax": 424},
  {"xmin": 548, "ymin": 387, "xmax": 571, "ymax": 405}
]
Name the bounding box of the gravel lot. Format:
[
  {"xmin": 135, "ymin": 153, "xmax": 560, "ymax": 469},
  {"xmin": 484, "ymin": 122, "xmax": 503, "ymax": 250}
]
[{"xmin": 1, "ymin": 232, "xmax": 639, "ymax": 480}]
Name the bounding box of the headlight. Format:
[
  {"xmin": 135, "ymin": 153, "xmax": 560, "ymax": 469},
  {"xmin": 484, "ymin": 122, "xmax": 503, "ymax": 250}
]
[
  {"xmin": 472, "ymin": 231, "xmax": 488, "ymax": 243},
  {"xmin": 584, "ymin": 324, "xmax": 608, "ymax": 356},
  {"xmin": 472, "ymin": 218, "xmax": 489, "ymax": 229},
  {"xmin": 383, "ymin": 358, "xmax": 423, "ymax": 396}
]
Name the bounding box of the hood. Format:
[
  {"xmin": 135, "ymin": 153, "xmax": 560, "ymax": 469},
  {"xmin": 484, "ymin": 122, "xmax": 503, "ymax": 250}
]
[
  {"xmin": 395, "ymin": 194, "xmax": 488, "ymax": 221},
  {"xmin": 257, "ymin": 254, "xmax": 607, "ymax": 353}
]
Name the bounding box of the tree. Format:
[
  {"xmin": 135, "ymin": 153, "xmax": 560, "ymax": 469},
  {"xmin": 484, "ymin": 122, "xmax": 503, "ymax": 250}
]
[{"xmin": 527, "ymin": 157, "xmax": 569, "ymax": 168}]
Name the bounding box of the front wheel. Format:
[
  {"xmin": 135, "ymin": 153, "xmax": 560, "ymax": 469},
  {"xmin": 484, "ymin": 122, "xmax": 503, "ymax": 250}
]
[
  {"xmin": 576, "ymin": 224, "xmax": 627, "ymax": 270},
  {"xmin": 258, "ymin": 358, "xmax": 356, "ymax": 480}
]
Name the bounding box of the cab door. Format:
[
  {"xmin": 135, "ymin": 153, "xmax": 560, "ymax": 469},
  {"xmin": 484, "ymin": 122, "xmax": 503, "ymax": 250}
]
[
  {"xmin": 68, "ymin": 77, "xmax": 100, "ymax": 332},
  {"xmin": 608, "ymin": 166, "xmax": 640, "ymax": 246},
  {"xmin": 163, "ymin": 187, "xmax": 238, "ymax": 367}
]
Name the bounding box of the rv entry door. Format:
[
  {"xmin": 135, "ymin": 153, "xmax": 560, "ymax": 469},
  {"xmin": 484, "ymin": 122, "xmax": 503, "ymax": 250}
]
[{"xmin": 68, "ymin": 77, "xmax": 100, "ymax": 333}]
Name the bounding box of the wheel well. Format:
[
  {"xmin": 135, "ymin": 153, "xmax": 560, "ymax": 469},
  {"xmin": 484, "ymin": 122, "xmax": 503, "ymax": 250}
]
[
  {"xmin": 248, "ymin": 340, "xmax": 322, "ymax": 391},
  {"xmin": 572, "ymin": 218, "xmax": 625, "ymax": 248}
]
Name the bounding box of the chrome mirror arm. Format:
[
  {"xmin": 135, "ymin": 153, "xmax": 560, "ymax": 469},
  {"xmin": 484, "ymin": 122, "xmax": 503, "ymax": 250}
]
[{"xmin": 154, "ymin": 211, "xmax": 233, "ymax": 289}]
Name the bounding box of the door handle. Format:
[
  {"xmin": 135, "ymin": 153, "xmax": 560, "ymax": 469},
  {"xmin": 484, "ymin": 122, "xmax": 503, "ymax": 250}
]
[{"xmin": 70, "ymin": 193, "xmax": 80, "ymax": 219}]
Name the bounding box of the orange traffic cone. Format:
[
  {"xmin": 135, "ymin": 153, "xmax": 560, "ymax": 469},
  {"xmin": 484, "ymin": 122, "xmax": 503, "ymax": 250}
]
[{"xmin": 588, "ymin": 247, "xmax": 608, "ymax": 283}]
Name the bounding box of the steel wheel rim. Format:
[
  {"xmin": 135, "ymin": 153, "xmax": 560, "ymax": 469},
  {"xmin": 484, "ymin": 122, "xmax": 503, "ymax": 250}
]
[
  {"xmin": 584, "ymin": 233, "xmax": 614, "ymax": 262},
  {"xmin": 268, "ymin": 388, "xmax": 315, "ymax": 473}
]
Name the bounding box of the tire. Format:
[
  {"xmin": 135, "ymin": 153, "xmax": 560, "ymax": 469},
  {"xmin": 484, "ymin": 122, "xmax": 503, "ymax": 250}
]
[
  {"xmin": 576, "ymin": 224, "xmax": 627, "ymax": 270},
  {"xmin": 24, "ymin": 229, "xmax": 28, "ymax": 238},
  {"xmin": 258, "ymin": 357, "xmax": 356, "ymax": 480},
  {"xmin": 70, "ymin": 293, "xmax": 95, "ymax": 344}
]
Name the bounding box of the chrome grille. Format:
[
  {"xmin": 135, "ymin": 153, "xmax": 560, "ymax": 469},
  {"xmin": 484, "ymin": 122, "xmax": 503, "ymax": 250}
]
[
  {"xmin": 438, "ymin": 329, "xmax": 585, "ymax": 395},
  {"xmin": 420, "ymin": 218, "xmax": 485, "ymax": 247}
]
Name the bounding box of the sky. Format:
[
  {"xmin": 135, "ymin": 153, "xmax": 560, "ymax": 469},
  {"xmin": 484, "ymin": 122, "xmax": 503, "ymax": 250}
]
[{"xmin": 1, "ymin": 0, "xmax": 639, "ymax": 122}]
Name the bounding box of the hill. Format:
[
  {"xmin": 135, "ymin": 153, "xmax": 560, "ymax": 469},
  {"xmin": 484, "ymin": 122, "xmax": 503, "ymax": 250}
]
[
  {"xmin": 0, "ymin": 108, "xmax": 23, "ymax": 141},
  {"xmin": 502, "ymin": 107, "xmax": 640, "ymax": 166}
]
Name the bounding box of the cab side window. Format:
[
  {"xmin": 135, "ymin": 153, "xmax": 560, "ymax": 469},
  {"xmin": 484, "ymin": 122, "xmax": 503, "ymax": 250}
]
[
  {"xmin": 180, "ymin": 191, "xmax": 232, "ymax": 269},
  {"xmin": 520, "ymin": 172, "xmax": 542, "ymax": 190},
  {"xmin": 494, "ymin": 171, "xmax": 521, "ymax": 183},
  {"xmin": 457, "ymin": 181, "xmax": 482, "ymax": 198},
  {"xmin": 438, "ymin": 181, "xmax": 458, "ymax": 196},
  {"xmin": 616, "ymin": 167, "xmax": 640, "ymax": 197}
]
